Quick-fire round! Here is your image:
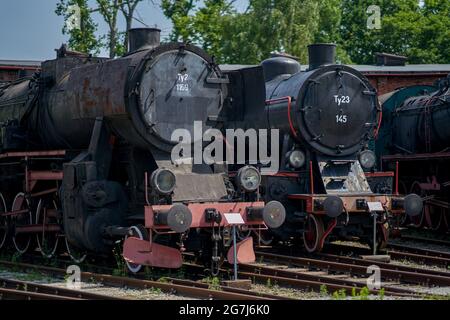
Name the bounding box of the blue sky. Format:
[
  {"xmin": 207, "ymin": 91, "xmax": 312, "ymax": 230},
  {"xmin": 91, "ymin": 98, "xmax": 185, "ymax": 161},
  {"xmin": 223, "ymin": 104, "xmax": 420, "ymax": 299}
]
[{"xmin": 0, "ymin": 0, "xmax": 248, "ymax": 61}]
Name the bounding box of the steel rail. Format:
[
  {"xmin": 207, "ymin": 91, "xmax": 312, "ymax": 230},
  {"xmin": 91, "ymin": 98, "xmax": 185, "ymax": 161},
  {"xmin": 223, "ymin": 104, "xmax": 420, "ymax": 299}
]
[
  {"xmin": 398, "ymin": 235, "xmax": 450, "ymax": 247},
  {"xmin": 255, "ymin": 251, "xmax": 450, "ymax": 287},
  {"xmin": 326, "ymin": 242, "xmax": 450, "ymax": 267},
  {"xmin": 0, "ymin": 277, "xmax": 123, "ymax": 300},
  {"xmin": 182, "ymin": 262, "xmax": 417, "ymax": 297},
  {"xmin": 0, "ymin": 288, "xmax": 81, "ymax": 300},
  {"xmin": 0, "ymin": 260, "xmax": 273, "ymax": 300},
  {"xmin": 316, "ymin": 252, "xmax": 450, "ymax": 278}
]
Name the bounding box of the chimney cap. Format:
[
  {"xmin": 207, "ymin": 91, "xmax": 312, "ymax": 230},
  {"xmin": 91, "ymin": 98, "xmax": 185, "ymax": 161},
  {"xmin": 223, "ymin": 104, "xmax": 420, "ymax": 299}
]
[
  {"xmin": 128, "ymin": 28, "xmax": 161, "ymax": 53},
  {"xmin": 307, "ymin": 43, "xmax": 336, "ymax": 71}
]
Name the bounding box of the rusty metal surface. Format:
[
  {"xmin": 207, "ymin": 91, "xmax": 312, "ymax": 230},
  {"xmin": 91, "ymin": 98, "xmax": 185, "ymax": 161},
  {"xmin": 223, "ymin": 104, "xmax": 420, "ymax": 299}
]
[
  {"xmin": 172, "ymin": 173, "xmax": 228, "ymax": 202},
  {"xmin": 123, "ymin": 238, "xmax": 183, "ymax": 268},
  {"xmin": 146, "ymin": 201, "xmax": 266, "ymax": 229},
  {"xmin": 227, "ymin": 237, "xmax": 256, "ymax": 264},
  {"xmin": 0, "ymin": 288, "xmax": 81, "ymax": 300}
]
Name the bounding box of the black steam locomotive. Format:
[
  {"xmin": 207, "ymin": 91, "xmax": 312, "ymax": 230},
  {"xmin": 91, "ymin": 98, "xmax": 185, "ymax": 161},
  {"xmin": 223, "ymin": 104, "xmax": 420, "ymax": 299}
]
[
  {"xmin": 0, "ymin": 28, "xmax": 285, "ymax": 272},
  {"xmin": 378, "ymin": 75, "xmax": 450, "ymax": 231},
  {"xmin": 223, "ymin": 44, "xmax": 422, "ymax": 252}
]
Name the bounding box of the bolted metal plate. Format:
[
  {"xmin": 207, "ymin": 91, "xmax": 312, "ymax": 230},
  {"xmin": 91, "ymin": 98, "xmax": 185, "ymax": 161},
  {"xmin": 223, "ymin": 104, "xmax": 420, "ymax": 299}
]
[
  {"xmin": 139, "ymin": 50, "xmax": 224, "ymax": 145},
  {"xmin": 302, "ymin": 69, "xmax": 377, "ymax": 155}
]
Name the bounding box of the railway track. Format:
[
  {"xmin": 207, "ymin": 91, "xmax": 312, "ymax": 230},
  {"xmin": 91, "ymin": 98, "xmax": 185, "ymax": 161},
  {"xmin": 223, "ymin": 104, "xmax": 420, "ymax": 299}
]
[
  {"xmin": 0, "ymin": 288, "xmax": 81, "ymax": 300},
  {"xmin": 399, "ymin": 235, "xmax": 450, "ymax": 247},
  {"xmin": 182, "ymin": 261, "xmax": 419, "ymax": 297},
  {"xmin": 247, "ymin": 251, "xmax": 450, "ymax": 297},
  {"xmin": 388, "ymin": 243, "xmax": 450, "ymax": 267},
  {"xmin": 0, "ymin": 260, "xmax": 276, "ymax": 300},
  {"xmin": 0, "ymin": 277, "xmax": 120, "ymax": 300},
  {"xmin": 325, "ymin": 242, "xmax": 450, "ymax": 267}
]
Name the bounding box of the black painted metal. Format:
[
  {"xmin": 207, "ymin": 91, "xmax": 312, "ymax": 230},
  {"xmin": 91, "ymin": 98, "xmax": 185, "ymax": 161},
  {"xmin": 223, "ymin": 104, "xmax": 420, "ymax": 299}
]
[
  {"xmin": 307, "ymin": 44, "xmax": 336, "ymax": 70},
  {"xmin": 261, "ymin": 56, "xmax": 301, "ymax": 82},
  {"xmin": 265, "ymin": 64, "xmax": 378, "ymax": 156},
  {"xmin": 128, "ymin": 28, "xmax": 161, "ymax": 53},
  {"xmin": 0, "ymin": 41, "xmax": 227, "ymax": 153}
]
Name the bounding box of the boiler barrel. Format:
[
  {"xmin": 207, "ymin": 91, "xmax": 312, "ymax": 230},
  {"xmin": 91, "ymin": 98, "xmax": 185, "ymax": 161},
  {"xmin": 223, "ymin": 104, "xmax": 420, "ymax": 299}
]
[
  {"xmin": 264, "ymin": 65, "xmax": 378, "ymax": 156},
  {"xmin": 393, "ymin": 93, "xmax": 450, "ymax": 153},
  {"xmin": 1, "ymin": 42, "xmax": 226, "ymax": 153}
]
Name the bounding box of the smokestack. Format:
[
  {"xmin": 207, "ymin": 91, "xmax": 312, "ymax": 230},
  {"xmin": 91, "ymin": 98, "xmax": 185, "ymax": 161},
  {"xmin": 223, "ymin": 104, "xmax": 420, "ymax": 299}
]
[
  {"xmin": 128, "ymin": 28, "xmax": 161, "ymax": 53},
  {"xmin": 308, "ymin": 44, "xmax": 336, "ymax": 70}
]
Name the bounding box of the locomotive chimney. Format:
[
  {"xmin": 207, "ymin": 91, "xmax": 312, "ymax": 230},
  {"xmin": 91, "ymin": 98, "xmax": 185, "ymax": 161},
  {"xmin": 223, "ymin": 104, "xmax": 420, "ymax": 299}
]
[
  {"xmin": 307, "ymin": 43, "xmax": 336, "ymax": 70},
  {"xmin": 128, "ymin": 28, "xmax": 161, "ymax": 53}
]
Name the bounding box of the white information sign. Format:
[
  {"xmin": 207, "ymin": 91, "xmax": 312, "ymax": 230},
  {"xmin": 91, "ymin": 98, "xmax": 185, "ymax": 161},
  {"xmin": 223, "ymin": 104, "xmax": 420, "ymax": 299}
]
[
  {"xmin": 367, "ymin": 201, "xmax": 384, "ymax": 212},
  {"xmin": 224, "ymin": 213, "xmax": 245, "ymax": 225}
]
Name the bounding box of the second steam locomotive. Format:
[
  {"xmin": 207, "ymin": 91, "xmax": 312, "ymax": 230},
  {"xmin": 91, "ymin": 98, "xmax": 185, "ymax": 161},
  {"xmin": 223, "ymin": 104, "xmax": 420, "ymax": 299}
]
[{"xmin": 223, "ymin": 44, "xmax": 422, "ymax": 252}]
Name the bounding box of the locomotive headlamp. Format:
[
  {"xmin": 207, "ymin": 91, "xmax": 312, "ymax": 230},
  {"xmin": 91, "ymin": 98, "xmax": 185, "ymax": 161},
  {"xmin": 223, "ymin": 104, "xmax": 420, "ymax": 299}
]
[
  {"xmin": 359, "ymin": 150, "xmax": 376, "ymax": 169},
  {"xmin": 288, "ymin": 150, "xmax": 306, "ymax": 169},
  {"xmin": 151, "ymin": 168, "xmax": 176, "ymax": 195},
  {"xmin": 236, "ymin": 166, "xmax": 261, "ymax": 192}
]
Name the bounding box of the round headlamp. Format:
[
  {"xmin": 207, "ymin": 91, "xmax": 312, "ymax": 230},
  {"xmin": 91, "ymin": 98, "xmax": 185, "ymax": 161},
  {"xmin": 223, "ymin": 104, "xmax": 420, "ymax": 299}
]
[
  {"xmin": 288, "ymin": 150, "xmax": 306, "ymax": 169},
  {"xmin": 151, "ymin": 168, "xmax": 176, "ymax": 195},
  {"xmin": 236, "ymin": 166, "xmax": 261, "ymax": 192},
  {"xmin": 359, "ymin": 150, "xmax": 376, "ymax": 169}
]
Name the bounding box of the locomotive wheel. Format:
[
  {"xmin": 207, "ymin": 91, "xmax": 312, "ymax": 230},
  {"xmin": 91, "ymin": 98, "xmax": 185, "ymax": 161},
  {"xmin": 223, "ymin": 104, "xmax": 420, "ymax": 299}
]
[
  {"xmin": 303, "ymin": 215, "xmax": 325, "ymax": 253},
  {"xmin": 11, "ymin": 193, "xmax": 32, "ymax": 254},
  {"xmin": 65, "ymin": 238, "xmax": 87, "ymax": 264},
  {"xmin": 35, "ymin": 198, "xmax": 60, "ymax": 258},
  {"xmin": 409, "ymin": 182, "xmax": 425, "ymax": 228},
  {"xmin": 424, "ymin": 205, "xmax": 444, "ymax": 231},
  {"xmin": 0, "ymin": 193, "xmax": 8, "ymax": 250},
  {"xmin": 125, "ymin": 225, "xmax": 149, "ymax": 273}
]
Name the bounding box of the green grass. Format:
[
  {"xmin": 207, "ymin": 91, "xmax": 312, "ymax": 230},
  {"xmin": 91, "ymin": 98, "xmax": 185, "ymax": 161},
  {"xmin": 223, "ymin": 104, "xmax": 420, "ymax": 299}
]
[{"xmin": 202, "ymin": 276, "xmax": 222, "ymax": 291}]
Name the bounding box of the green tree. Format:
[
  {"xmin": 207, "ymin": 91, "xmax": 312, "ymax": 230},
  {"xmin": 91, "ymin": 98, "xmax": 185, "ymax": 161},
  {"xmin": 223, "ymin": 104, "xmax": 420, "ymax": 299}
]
[
  {"xmin": 340, "ymin": 0, "xmax": 449, "ymax": 64},
  {"xmin": 57, "ymin": 0, "xmax": 145, "ymax": 57},
  {"xmin": 162, "ymin": 0, "xmax": 346, "ymax": 64},
  {"xmin": 315, "ymin": 0, "xmax": 351, "ymax": 63},
  {"xmin": 161, "ymin": 0, "xmax": 197, "ymax": 42},
  {"xmin": 119, "ymin": 0, "xmax": 144, "ymax": 52},
  {"xmin": 96, "ymin": 0, "xmax": 121, "ymax": 57},
  {"xmin": 55, "ymin": 0, "xmax": 102, "ymax": 54},
  {"xmin": 409, "ymin": 0, "xmax": 450, "ymax": 63},
  {"xmin": 228, "ymin": 0, "xmax": 324, "ymax": 63}
]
